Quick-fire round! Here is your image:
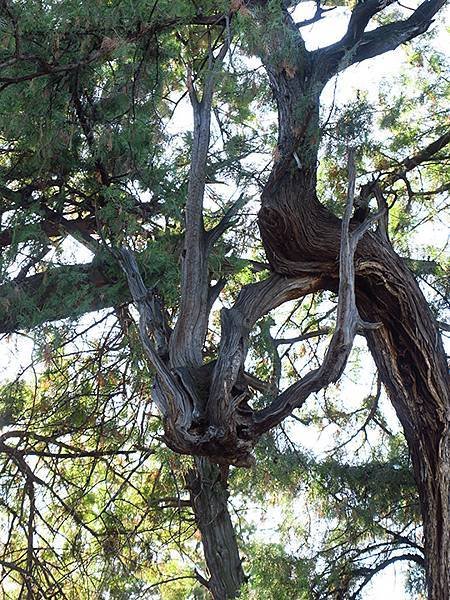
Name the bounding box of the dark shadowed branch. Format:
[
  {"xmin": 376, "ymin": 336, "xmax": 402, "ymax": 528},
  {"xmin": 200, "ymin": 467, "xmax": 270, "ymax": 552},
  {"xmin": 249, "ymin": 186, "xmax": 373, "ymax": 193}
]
[{"xmin": 317, "ymin": 0, "xmax": 446, "ymax": 79}]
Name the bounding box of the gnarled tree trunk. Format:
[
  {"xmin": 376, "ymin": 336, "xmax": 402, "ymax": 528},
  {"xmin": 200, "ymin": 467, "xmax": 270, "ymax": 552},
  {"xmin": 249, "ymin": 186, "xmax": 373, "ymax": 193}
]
[
  {"xmin": 2, "ymin": 1, "xmax": 448, "ymax": 598},
  {"xmin": 258, "ymin": 165, "xmax": 449, "ymax": 599},
  {"xmin": 360, "ymin": 271, "xmax": 449, "ymax": 598},
  {"xmin": 250, "ymin": 3, "xmax": 449, "ymax": 594}
]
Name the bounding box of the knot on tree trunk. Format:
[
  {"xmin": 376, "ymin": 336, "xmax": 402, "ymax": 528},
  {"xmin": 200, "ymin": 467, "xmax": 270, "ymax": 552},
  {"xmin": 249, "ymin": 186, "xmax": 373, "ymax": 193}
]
[{"xmin": 159, "ymin": 362, "xmax": 256, "ymax": 467}]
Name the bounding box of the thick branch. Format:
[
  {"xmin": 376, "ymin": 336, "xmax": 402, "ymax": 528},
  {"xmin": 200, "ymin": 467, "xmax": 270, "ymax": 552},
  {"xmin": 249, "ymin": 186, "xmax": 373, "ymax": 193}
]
[
  {"xmin": 119, "ymin": 248, "xmax": 192, "ymax": 427},
  {"xmin": 0, "ymin": 216, "xmax": 96, "ymax": 249},
  {"xmin": 383, "ymin": 129, "xmax": 450, "ymax": 187},
  {"xmin": 169, "ymin": 42, "xmax": 228, "ymax": 368},
  {"xmin": 0, "ymin": 260, "xmax": 126, "ymax": 333},
  {"xmin": 0, "ymin": 249, "xmax": 169, "ymax": 333},
  {"xmin": 254, "ymin": 152, "xmax": 383, "ymax": 433},
  {"xmin": 206, "ymin": 273, "xmax": 327, "ymax": 428},
  {"xmin": 317, "ymin": 0, "xmax": 446, "ymax": 79},
  {"xmin": 0, "ymin": 251, "xmax": 273, "ymax": 334},
  {"xmin": 338, "ymin": 0, "xmax": 396, "ymax": 49},
  {"xmin": 119, "ymin": 248, "xmax": 170, "ymax": 358}
]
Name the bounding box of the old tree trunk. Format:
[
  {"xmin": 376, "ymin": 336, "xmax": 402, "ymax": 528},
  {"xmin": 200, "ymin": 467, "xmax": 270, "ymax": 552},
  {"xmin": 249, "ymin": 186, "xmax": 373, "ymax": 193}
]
[
  {"xmin": 0, "ymin": 0, "xmax": 448, "ymax": 598},
  {"xmin": 254, "ymin": 5, "xmax": 449, "ymax": 597}
]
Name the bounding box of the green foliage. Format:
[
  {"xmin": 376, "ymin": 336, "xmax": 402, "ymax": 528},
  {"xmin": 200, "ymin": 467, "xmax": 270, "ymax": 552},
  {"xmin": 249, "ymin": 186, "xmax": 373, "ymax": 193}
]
[
  {"xmin": 241, "ymin": 543, "xmax": 312, "ymax": 599},
  {"xmin": 0, "ymin": 380, "xmax": 31, "ymax": 426},
  {"xmin": 0, "ymin": 334, "xmax": 203, "ymax": 597},
  {"xmin": 406, "ymin": 563, "xmax": 427, "ymax": 597}
]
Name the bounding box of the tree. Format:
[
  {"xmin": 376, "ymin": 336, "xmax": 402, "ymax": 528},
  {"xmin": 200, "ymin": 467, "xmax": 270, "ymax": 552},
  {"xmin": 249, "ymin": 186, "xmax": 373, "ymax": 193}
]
[{"xmin": 0, "ymin": 0, "xmax": 448, "ymax": 598}]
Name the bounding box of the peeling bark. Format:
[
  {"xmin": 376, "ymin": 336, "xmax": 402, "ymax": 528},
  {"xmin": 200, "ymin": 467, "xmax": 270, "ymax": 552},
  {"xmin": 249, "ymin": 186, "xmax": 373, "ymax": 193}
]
[
  {"xmin": 359, "ymin": 268, "xmax": 449, "ymax": 598},
  {"xmin": 252, "ymin": 5, "xmax": 449, "ymax": 595},
  {"xmin": 258, "ymin": 166, "xmax": 449, "ymax": 599}
]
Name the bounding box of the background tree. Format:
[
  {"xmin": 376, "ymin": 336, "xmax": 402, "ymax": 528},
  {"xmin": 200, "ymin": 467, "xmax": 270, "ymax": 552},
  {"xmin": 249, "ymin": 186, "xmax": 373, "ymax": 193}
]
[{"xmin": 0, "ymin": 0, "xmax": 448, "ymax": 598}]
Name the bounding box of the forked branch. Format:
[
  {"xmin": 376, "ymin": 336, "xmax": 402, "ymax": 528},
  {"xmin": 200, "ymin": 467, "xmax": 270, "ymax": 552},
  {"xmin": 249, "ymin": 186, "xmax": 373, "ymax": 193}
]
[
  {"xmin": 253, "ymin": 150, "xmax": 384, "ymax": 432},
  {"xmin": 317, "ymin": 0, "xmax": 446, "ymax": 79}
]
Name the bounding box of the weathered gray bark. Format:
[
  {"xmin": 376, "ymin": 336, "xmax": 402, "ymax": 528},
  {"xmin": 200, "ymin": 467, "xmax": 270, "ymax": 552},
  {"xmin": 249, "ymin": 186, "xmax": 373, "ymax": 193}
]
[
  {"xmin": 113, "ymin": 41, "xmax": 248, "ymax": 599},
  {"xmin": 116, "ymin": 3, "xmax": 449, "ymax": 596},
  {"xmin": 187, "ymin": 458, "xmax": 245, "ymax": 599}
]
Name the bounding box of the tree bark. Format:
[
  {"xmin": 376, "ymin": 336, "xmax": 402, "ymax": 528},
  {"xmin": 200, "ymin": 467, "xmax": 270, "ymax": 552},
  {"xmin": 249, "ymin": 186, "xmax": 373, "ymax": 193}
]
[
  {"xmin": 188, "ymin": 458, "xmax": 245, "ymax": 599},
  {"xmin": 358, "ymin": 267, "xmax": 449, "ymax": 599},
  {"xmin": 2, "ymin": 3, "xmax": 448, "ymax": 596},
  {"xmin": 258, "ymin": 167, "xmax": 449, "ymax": 599},
  {"xmin": 250, "ymin": 4, "xmax": 450, "ymax": 591}
]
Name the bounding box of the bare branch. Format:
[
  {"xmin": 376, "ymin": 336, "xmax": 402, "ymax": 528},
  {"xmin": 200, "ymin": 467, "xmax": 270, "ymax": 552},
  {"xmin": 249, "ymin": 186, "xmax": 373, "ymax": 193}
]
[
  {"xmin": 295, "ymin": 4, "xmax": 337, "ymax": 28},
  {"xmin": 119, "ymin": 248, "xmax": 170, "ymax": 358},
  {"xmin": 350, "ymin": 553, "xmax": 425, "ymax": 598},
  {"xmin": 273, "ymin": 328, "xmax": 331, "ymax": 346},
  {"xmin": 438, "ymin": 321, "xmax": 450, "ymax": 332},
  {"xmin": 0, "ymin": 215, "xmax": 96, "ymax": 249},
  {"xmin": 206, "ymin": 273, "xmax": 326, "ymax": 427},
  {"xmin": 338, "ymin": 0, "xmax": 396, "ymax": 48},
  {"xmin": 383, "ymin": 129, "xmax": 450, "ymax": 187},
  {"xmin": 170, "ymin": 40, "xmax": 229, "ymax": 368},
  {"xmin": 206, "ymin": 194, "xmax": 247, "ymax": 249}
]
